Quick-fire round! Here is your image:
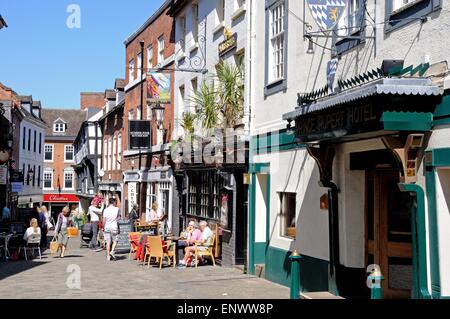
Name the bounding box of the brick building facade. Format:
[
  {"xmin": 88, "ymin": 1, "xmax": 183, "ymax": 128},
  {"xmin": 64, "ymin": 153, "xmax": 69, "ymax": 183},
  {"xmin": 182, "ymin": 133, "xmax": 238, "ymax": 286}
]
[
  {"xmin": 41, "ymin": 109, "xmax": 86, "ymax": 222},
  {"xmin": 121, "ymin": 0, "xmax": 177, "ymax": 232}
]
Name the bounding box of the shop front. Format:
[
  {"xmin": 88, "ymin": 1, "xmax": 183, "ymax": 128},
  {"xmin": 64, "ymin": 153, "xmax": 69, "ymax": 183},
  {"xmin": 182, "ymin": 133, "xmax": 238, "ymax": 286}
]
[
  {"xmin": 124, "ymin": 165, "xmax": 176, "ymax": 233},
  {"xmin": 43, "ymin": 193, "xmax": 79, "ymax": 223},
  {"xmin": 98, "ymin": 182, "xmax": 123, "ymax": 217},
  {"xmin": 172, "ymin": 136, "xmax": 249, "ymax": 267},
  {"xmin": 280, "ymin": 75, "xmax": 445, "ymax": 299}
]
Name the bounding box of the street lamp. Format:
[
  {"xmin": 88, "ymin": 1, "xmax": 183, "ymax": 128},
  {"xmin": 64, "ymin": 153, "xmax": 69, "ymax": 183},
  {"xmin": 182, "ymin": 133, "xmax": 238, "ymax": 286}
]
[{"xmin": 152, "ymin": 102, "xmax": 165, "ymax": 130}]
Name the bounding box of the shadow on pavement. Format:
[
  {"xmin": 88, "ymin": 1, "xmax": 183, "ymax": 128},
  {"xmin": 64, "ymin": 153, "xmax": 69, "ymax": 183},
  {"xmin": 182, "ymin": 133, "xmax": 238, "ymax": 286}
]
[{"xmin": 0, "ymin": 260, "xmax": 48, "ymax": 281}]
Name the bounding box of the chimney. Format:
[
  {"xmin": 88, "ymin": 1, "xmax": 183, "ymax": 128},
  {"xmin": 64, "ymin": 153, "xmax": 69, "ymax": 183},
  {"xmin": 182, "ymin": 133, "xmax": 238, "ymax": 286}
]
[{"xmin": 80, "ymin": 92, "xmax": 105, "ymax": 110}]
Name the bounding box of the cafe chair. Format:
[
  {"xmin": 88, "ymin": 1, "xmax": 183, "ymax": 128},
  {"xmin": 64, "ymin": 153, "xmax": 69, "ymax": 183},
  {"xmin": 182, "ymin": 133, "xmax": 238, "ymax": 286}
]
[
  {"xmin": 20, "ymin": 233, "xmax": 42, "ymax": 261},
  {"xmin": 128, "ymin": 232, "xmax": 142, "ymax": 260},
  {"xmin": 165, "ymin": 239, "xmax": 176, "ymax": 268},
  {"xmin": 194, "ymin": 235, "xmax": 216, "ymax": 268},
  {"xmin": 144, "ymin": 236, "xmax": 174, "ymax": 270}
]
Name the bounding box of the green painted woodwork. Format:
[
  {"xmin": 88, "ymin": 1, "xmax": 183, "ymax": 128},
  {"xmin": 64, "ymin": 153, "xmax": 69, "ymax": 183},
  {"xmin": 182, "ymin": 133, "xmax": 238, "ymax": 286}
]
[
  {"xmin": 265, "ymin": 246, "xmax": 329, "ymax": 292},
  {"xmin": 254, "ymin": 242, "xmax": 266, "ymax": 265},
  {"xmin": 289, "ymin": 254, "xmax": 302, "ymax": 299},
  {"xmin": 398, "ymin": 183, "xmax": 432, "ymax": 299},
  {"xmin": 381, "ymin": 111, "xmax": 433, "ymax": 131},
  {"xmin": 425, "ymin": 168, "xmax": 441, "ymax": 298},
  {"xmin": 368, "ymin": 274, "xmax": 384, "ymax": 299},
  {"xmin": 434, "ymin": 94, "xmax": 450, "ymax": 118},
  {"xmin": 248, "ymin": 172, "xmax": 256, "ymax": 275},
  {"xmin": 428, "ymin": 148, "xmax": 450, "ymax": 167},
  {"xmin": 251, "ymin": 130, "xmax": 303, "ymax": 155},
  {"xmin": 248, "ymin": 163, "xmax": 270, "ymax": 275}
]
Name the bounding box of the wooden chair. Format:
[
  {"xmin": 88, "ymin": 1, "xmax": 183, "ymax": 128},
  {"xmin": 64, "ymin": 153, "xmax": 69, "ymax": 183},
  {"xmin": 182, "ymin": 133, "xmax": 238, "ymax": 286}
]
[
  {"xmin": 165, "ymin": 239, "xmax": 176, "ymax": 268},
  {"xmin": 144, "ymin": 236, "xmax": 174, "ymax": 270},
  {"xmin": 194, "ymin": 234, "xmax": 216, "ymax": 267},
  {"xmin": 128, "ymin": 232, "xmax": 142, "ymax": 260}
]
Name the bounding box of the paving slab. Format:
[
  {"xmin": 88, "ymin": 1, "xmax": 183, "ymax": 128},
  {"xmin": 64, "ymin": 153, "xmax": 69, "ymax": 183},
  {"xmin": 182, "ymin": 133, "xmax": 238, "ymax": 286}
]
[{"xmin": 0, "ymin": 238, "xmax": 289, "ymax": 299}]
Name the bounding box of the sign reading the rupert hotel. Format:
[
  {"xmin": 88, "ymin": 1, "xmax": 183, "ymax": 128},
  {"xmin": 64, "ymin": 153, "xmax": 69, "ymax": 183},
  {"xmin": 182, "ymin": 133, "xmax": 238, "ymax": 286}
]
[{"xmin": 297, "ymin": 104, "xmax": 380, "ymax": 141}]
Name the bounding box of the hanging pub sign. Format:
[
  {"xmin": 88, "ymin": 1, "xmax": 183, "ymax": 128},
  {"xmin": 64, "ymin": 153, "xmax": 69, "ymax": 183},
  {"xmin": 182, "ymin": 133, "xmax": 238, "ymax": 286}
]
[
  {"xmin": 327, "ymin": 58, "xmax": 338, "ymax": 94},
  {"xmin": 129, "ymin": 120, "xmax": 151, "ymax": 150},
  {"xmin": 307, "ymin": 0, "xmax": 347, "ymax": 31},
  {"xmin": 218, "ymin": 28, "xmax": 237, "ymax": 57},
  {"xmin": 147, "ymin": 72, "xmax": 171, "ymax": 104}
]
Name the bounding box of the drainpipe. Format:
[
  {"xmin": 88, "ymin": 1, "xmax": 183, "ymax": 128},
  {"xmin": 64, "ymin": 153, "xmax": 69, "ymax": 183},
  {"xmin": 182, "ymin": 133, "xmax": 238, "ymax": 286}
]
[
  {"xmin": 398, "ymin": 183, "xmax": 432, "ymax": 299},
  {"xmin": 319, "ymin": 180, "xmax": 340, "ymax": 295}
]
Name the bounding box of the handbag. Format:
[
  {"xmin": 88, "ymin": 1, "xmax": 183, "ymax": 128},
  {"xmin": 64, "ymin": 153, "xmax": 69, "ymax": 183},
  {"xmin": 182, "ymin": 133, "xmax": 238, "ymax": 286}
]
[
  {"xmin": 67, "ymin": 227, "xmax": 79, "ymax": 238},
  {"xmin": 50, "ymin": 237, "xmax": 59, "ymax": 254}
]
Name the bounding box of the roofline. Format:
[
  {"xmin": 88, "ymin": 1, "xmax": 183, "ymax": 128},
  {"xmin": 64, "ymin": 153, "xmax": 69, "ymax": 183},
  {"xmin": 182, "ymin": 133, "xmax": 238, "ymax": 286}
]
[
  {"xmin": 167, "ymin": 0, "xmax": 189, "ymax": 17},
  {"xmin": 123, "ymin": 0, "xmax": 172, "ymax": 46},
  {"xmin": 98, "ymin": 100, "xmax": 125, "ymax": 123}
]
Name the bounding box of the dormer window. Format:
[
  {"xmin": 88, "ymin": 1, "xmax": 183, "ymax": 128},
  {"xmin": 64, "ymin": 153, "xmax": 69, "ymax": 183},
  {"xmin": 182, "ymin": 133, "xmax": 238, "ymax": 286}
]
[{"xmin": 53, "ymin": 118, "xmax": 67, "ymax": 133}]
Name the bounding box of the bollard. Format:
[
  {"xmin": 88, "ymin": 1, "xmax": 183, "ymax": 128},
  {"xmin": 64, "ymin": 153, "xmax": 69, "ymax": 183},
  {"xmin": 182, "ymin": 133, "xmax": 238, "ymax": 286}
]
[
  {"xmin": 289, "ymin": 250, "xmax": 302, "ymax": 299},
  {"xmin": 368, "ymin": 268, "xmax": 384, "ymax": 300}
]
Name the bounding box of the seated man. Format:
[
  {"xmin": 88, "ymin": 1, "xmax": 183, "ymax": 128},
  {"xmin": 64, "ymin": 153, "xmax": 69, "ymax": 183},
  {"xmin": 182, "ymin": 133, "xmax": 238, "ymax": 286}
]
[{"xmin": 178, "ymin": 221, "xmax": 212, "ymax": 268}]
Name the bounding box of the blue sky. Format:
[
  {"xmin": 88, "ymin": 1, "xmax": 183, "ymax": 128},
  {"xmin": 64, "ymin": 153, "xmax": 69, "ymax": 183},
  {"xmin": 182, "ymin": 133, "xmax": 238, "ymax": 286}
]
[{"xmin": 0, "ymin": 0, "xmax": 165, "ymax": 108}]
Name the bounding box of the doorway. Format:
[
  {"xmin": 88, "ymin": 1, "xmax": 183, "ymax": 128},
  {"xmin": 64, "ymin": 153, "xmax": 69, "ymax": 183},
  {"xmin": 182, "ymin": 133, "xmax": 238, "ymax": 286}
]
[{"xmin": 366, "ymin": 169, "xmax": 413, "ymax": 299}]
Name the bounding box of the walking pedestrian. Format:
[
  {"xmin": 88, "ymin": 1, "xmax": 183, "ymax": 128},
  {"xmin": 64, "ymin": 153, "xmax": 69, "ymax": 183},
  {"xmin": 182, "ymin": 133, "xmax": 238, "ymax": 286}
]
[
  {"xmin": 54, "ymin": 206, "xmax": 74, "ymax": 258},
  {"xmin": 102, "ymin": 197, "xmax": 120, "ymax": 261},
  {"xmin": 37, "ymin": 206, "xmax": 48, "ymax": 249},
  {"xmin": 88, "ymin": 200, "xmax": 104, "ymax": 251}
]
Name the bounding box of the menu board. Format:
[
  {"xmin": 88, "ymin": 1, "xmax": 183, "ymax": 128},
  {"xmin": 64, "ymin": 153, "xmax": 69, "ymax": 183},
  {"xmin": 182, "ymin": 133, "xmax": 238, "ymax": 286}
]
[{"xmin": 115, "ymin": 220, "xmax": 132, "ymax": 252}]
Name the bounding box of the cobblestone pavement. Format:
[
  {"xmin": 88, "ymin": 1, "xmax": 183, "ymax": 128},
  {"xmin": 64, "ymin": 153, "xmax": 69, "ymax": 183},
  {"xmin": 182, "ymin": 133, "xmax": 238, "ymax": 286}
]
[{"xmin": 0, "ymin": 238, "xmax": 289, "ymax": 299}]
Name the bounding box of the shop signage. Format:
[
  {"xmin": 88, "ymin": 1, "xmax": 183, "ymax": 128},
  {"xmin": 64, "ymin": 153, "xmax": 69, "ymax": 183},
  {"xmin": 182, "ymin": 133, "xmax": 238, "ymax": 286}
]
[
  {"xmin": 129, "ymin": 120, "xmax": 151, "ymax": 150},
  {"xmin": 43, "ymin": 194, "xmax": 79, "ymax": 203},
  {"xmin": 296, "ymin": 103, "xmax": 381, "ymax": 142},
  {"xmin": 128, "ymin": 182, "xmax": 137, "ymax": 213},
  {"xmin": 219, "ymin": 28, "xmax": 237, "ymax": 57},
  {"xmin": 0, "ymin": 165, "xmax": 6, "ymax": 185}
]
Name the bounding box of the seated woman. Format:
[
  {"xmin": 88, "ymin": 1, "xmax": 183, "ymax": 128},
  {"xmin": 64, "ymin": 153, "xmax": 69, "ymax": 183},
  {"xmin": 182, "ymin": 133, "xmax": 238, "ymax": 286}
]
[
  {"xmin": 178, "ymin": 221, "xmax": 212, "ymax": 268},
  {"xmin": 23, "ymin": 218, "xmax": 41, "ymax": 243}
]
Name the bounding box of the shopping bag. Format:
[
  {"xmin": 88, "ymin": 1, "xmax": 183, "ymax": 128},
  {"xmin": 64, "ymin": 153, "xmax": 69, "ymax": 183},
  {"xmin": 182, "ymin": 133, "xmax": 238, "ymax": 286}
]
[
  {"xmin": 50, "ymin": 237, "xmax": 59, "ymax": 254},
  {"xmin": 67, "ymin": 227, "xmax": 79, "ymax": 238}
]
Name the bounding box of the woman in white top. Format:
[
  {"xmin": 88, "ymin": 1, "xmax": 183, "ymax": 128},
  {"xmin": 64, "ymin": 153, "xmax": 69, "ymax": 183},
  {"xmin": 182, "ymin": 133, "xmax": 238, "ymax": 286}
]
[
  {"xmin": 23, "ymin": 218, "xmax": 41, "ymax": 242},
  {"xmin": 145, "ymin": 202, "xmax": 162, "ymax": 223}
]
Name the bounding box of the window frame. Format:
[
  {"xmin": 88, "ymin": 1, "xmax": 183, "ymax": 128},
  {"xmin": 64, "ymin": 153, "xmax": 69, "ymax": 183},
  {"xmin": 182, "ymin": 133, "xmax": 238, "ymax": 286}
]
[
  {"xmin": 217, "ymin": 0, "xmax": 225, "ymax": 24},
  {"xmin": 158, "ymin": 35, "xmax": 165, "ymax": 65},
  {"xmin": 53, "ymin": 123, "xmax": 66, "ymax": 133},
  {"xmin": 146, "ymin": 182, "xmax": 157, "ymax": 212},
  {"xmin": 332, "ymin": 0, "xmax": 365, "ymax": 56},
  {"xmin": 192, "ymin": 2, "xmax": 199, "ymax": 43},
  {"xmin": 44, "ymin": 144, "xmax": 54, "ymax": 162},
  {"xmin": 27, "ymin": 128, "xmax": 31, "ymax": 151},
  {"xmin": 279, "ymin": 192, "xmax": 296, "ymax": 239},
  {"xmin": 63, "ymin": 171, "xmax": 74, "ymax": 190},
  {"xmin": 385, "ymin": 0, "xmax": 441, "ymax": 33},
  {"xmin": 264, "ymin": 0, "xmax": 288, "ymax": 97},
  {"xmin": 43, "ymin": 171, "xmax": 53, "ymax": 190},
  {"xmin": 117, "ymin": 133, "xmax": 122, "ymax": 170},
  {"xmin": 147, "ymin": 45, "xmax": 154, "ymax": 68},
  {"xmin": 33, "ymin": 130, "xmax": 37, "ymax": 153},
  {"xmin": 64, "ymin": 145, "xmax": 74, "ymax": 162},
  {"xmin": 38, "ymin": 133, "xmax": 42, "ymax": 154},
  {"xmin": 129, "ymin": 58, "xmax": 135, "ymax": 82},
  {"xmin": 22, "ymin": 126, "xmax": 26, "ymax": 150}
]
